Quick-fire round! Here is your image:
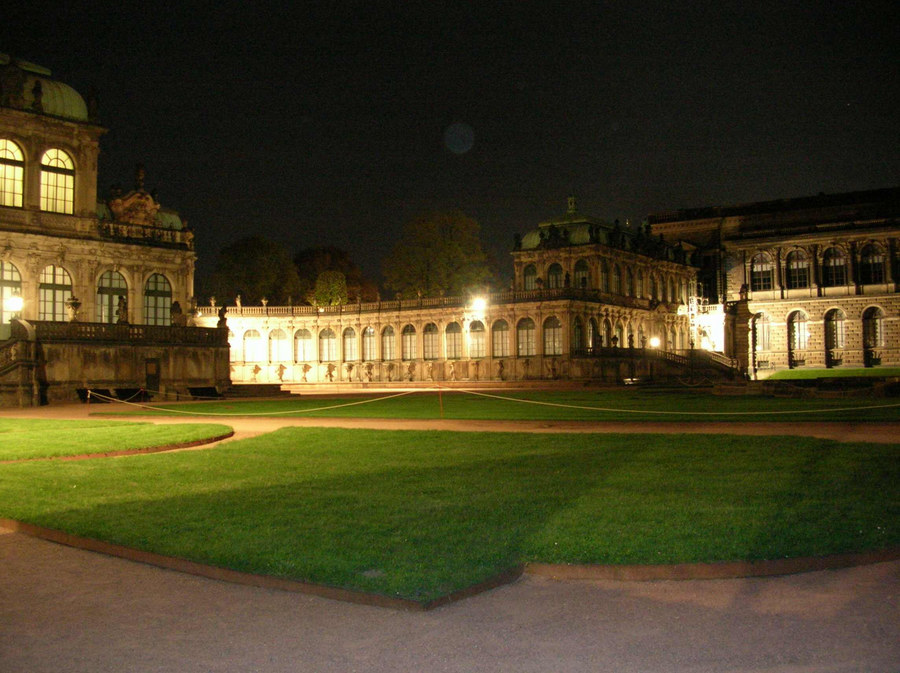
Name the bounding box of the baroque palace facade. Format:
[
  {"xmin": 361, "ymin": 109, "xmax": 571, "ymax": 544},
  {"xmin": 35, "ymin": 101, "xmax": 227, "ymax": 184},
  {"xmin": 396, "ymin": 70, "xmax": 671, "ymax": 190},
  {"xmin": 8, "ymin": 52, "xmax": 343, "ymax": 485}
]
[{"xmin": 0, "ymin": 54, "xmax": 227, "ymax": 405}]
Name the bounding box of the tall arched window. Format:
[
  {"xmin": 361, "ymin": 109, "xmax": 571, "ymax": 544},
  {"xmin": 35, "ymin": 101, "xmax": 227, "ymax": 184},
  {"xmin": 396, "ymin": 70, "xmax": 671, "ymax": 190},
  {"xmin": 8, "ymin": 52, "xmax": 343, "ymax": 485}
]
[
  {"xmin": 572, "ymin": 317, "xmax": 584, "ymax": 352},
  {"xmin": 824, "ymin": 309, "xmax": 845, "ymax": 350},
  {"xmin": 294, "ymin": 328, "xmax": 313, "ymax": 361},
  {"xmin": 603, "ymin": 318, "xmax": 613, "ymax": 347},
  {"xmin": 574, "ymin": 259, "xmax": 590, "ymax": 289},
  {"xmin": 517, "ymin": 318, "xmax": 536, "ymax": 356},
  {"xmin": 0, "ymin": 261, "xmax": 23, "ymax": 324},
  {"xmin": 650, "ymin": 276, "xmax": 659, "ymax": 300},
  {"xmin": 401, "ymin": 324, "xmax": 417, "ymax": 360},
  {"xmin": 96, "ymin": 270, "xmax": 128, "ymax": 323},
  {"xmin": 40, "ymin": 149, "xmax": 75, "ymax": 214},
  {"xmin": 752, "ymin": 313, "xmax": 770, "ymax": 352},
  {"xmin": 523, "ymin": 264, "xmax": 537, "ymax": 290},
  {"xmin": 243, "ymin": 330, "xmax": 263, "ymax": 362},
  {"xmin": 862, "ymin": 307, "xmax": 884, "ymax": 349},
  {"xmin": 382, "ymin": 326, "xmax": 396, "ymax": 360},
  {"xmin": 547, "ymin": 263, "xmax": 564, "ymax": 289},
  {"xmin": 635, "ymin": 269, "xmax": 644, "ymax": 298},
  {"xmin": 668, "ymin": 277, "xmax": 676, "ymax": 302},
  {"xmin": 543, "ymin": 316, "xmax": 562, "ymax": 355},
  {"xmin": 319, "ymin": 328, "xmax": 337, "ymax": 361},
  {"xmin": 39, "ymin": 265, "xmax": 72, "ymax": 321},
  {"xmin": 600, "ymin": 260, "xmax": 610, "ymax": 292},
  {"xmin": 624, "ymin": 268, "xmax": 633, "ymax": 296},
  {"xmin": 492, "ymin": 320, "xmax": 510, "ymax": 357},
  {"xmin": 859, "ymin": 245, "xmax": 885, "ymax": 285},
  {"xmin": 269, "ymin": 329, "xmax": 289, "ymax": 362},
  {"xmin": 143, "ymin": 273, "xmax": 172, "ymax": 326},
  {"xmin": 611, "ymin": 264, "xmax": 622, "ymax": 294},
  {"xmin": 786, "ymin": 250, "xmax": 810, "ymax": 289},
  {"xmin": 822, "ymin": 248, "xmax": 848, "ymax": 287},
  {"xmin": 342, "ymin": 327, "xmax": 357, "ymax": 361},
  {"xmin": 362, "ymin": 326, "xmax": 376, "ymax": 361},
  {"xmin": 750, "ymin": 254, "xmax": 774, "ymax": 291},
  {"xmin": 588, "ymin": 318, "xmax": 599, "ymax": 350},
  {"xmin": 0, "ymin": 139, "xmax": 25, "ymax": 207},
  {"xmin": 469, "ymin": 321, "xmax": 485, "ymax": 358},
  {"xmin": 787, "ymin": 311, "xmax": 808, "ymax": 367},
  {"xmin": 445, "ymin": 322, "xmax": 462, "ymax": 359},
  {"xmin": 615, "ymin": 322, "xmax": 624, "ymax": 346},
  {"xmin": 423, "ymin": 323, "xmax": 439, "ymax": 360}
]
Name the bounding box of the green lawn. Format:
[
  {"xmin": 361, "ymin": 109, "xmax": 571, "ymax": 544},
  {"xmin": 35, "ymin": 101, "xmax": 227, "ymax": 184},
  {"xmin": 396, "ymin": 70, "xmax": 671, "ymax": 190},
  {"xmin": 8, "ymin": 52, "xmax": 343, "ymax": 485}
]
[
  {"xmin": 1, "ymin": 427, "xmax": 896, "ymax": 602},
  {"xmin": 767, "ymin": 367, "xmax": 900, "ymax": 380},
  {"xmin": 100, "ymin": 389, "xmax": 900, "ymax": 422},
  {"xmin": 0, "ymin": 419, "xmax": 233, "ymax": 460}
]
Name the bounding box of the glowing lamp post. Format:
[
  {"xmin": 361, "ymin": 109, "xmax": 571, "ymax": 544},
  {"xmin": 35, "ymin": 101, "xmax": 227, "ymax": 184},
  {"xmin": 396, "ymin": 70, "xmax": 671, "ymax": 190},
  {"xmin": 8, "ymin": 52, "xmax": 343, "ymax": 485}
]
[
  {"xmin": 5, "ymin": 293, "xmax": 24, "ymax": 320},
  {"xmin": 649, "ymin": 336, "xmax": 661, "ymax": 349}
]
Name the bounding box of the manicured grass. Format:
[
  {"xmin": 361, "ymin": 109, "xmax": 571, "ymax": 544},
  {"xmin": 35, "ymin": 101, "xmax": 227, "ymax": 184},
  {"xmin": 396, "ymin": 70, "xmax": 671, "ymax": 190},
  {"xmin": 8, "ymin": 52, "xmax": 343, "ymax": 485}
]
[
  {"xmin": 0, "ymin": 428, "xmax": 896, "ymax": 602},
  {"xmin": 767, "ymin": 367, "xmax": 900, "ymax": 380},
  {"xmin": 101, "ymin": 389, "xmax": 900, "ymax": 422},
  {"xmin": 0, "ymin": 419, "xmax": 233, "ymax": 460}
]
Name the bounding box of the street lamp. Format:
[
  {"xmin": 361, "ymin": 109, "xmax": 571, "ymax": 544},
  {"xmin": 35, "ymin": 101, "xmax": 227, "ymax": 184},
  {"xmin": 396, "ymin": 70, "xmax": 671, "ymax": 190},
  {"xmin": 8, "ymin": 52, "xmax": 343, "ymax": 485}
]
[
  {"xmin": 649, "ymin": 336, "xmax": 661, "ymax": 348},
  {"xmin": 4, "ymin": 292, "xmax": 23, "ymax": 317}
]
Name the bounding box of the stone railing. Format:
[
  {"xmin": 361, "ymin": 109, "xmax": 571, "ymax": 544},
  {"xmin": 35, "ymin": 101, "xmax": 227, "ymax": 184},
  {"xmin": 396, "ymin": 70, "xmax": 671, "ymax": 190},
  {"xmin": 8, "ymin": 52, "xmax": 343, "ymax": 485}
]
[
  {"xmin": 12, "ymin": 320, "xmax": 227, "ymax": 346},
  {"xmin": 96, "ymin": 220, "xmax": 193, "ymax": 249}
]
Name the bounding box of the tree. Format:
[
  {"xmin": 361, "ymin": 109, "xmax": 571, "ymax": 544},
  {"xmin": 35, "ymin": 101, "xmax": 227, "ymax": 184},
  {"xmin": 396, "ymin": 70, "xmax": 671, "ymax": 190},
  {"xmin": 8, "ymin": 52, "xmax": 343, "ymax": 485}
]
[
  {"xmin": 382, "ymin": 211, "xmax": 493, "ymax": 298},
  {"xmin": 204, "ymin": 236, "xmax": 301, "ymax": 305},
  {"xmin": 294, "ymin": 246, "xmax": 378, "ymax": 303},
  {"xmin": 312, "ymin": 270, "xmax": 349, "ymax": 306}
]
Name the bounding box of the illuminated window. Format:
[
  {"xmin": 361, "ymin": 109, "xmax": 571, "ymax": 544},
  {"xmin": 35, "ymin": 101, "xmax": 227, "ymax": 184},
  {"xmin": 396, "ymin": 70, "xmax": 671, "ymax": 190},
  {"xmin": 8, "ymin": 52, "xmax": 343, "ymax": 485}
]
[
  {"xmin": 547, "ymin": 263, "xmax": 563, "ymax": 289},
  {"xmin": 822, "ymin": 248, "xmax": 847, "ymax": 286},
  {"xmin": 862, "ymin": 307, "xmax": 884, "ymax": 348},
  {"xmin": 517, "ymin": 318, "xmax": 535, "ymax": 356},
  {"xmin": 787, "ymin": 311, "xmax": 808, "ymax": 351},
  {"xmin": 523, "ymin": 264, "xmax": 537, "ymax": 290},
  {"xmin": 268, "ymin": 329, "xmax": 289, "ymax": 362},
  {"xmin": 603, "ymin": 318, "xmax": 613, "ymax": 347},
  {"xmin": 143, "ymin": 273, "xmax": 172, "ymax": 326},
  {"xmin": 785, "ymin": 251, "xmax": 809, "ymax": 289},
  {"xmin": 0, "ymin": 139, "xmax": 24, "ymax": 207},
  {"xmin": 492, "ymin": 320, "xmax": 510, "ymax": 357},
  {"xmin": 445, "ymin": 322, "xmax": 462, "ymax": 359},
  {"xmin": 362, "ymin": 326, "xmax": 376, "ymax": 361},
  {"xmin": 243, "ymin": 330, "xmax": 263, "ymax": 362},
  {"xmin": 750, "ymin": 254, "xmax": 774, "ymax": 291},
  {"xmin": 343, "ymin": 327, "xmax": 357, "ymax": 361},
  {"xmin": 859, "ymin": 245, "xmax": 885, "ymax": 285},
  {"xmin": 96, "ymin": 270, "xmax": 128, "ymax": 323},
  {"xmin": 294, "ymin": 328, "xmax": 313, "ymax": 361},
  {"xmin": 0, "ymin": 261, "xmax": 23, "ymax": 324},
  {"xmin": 382, "ymin": 326, "xmax": 396, "ymax": 360},
  {"xmin": 423, "ymin": 323, "xmax": 439, "ymax": 360},
  {"xmin": 543, "ymin": 317, "xmax": 562, "ymax": 355},
  {"xmin": 615, "ymin": 322, "xmax": 624, "ymax": 346},
  {"xmin": 824, "ymin": 309, "xmax": 845, "ymax": 350},
  {"xmin": 401, "ymin": 324, "xmax": 416, "ymax": 360},
  {"xmin": 588, "ymin": 318, "xmax": 599, "ymax": 349},
  {"xmin": 39, "ymin": 265, "xmax": 72, "ymax": 321},
  {"xmin": 574, "ymin": 259, "xmax": 589, "ymax": 289},
  {"xmin": 40, "ymin": 149, "xmax": 75, "ymax": 214},
  {"xmin": 319, "ymin": 328, "xmax": 337, "ymax": 361},
  {"xmin": 753, "ymin": 313, "xmax": 770, "ymax": 351},
  {"xmin": 469, "ymin": 320, "xmax": 485, "ymax": 358}
]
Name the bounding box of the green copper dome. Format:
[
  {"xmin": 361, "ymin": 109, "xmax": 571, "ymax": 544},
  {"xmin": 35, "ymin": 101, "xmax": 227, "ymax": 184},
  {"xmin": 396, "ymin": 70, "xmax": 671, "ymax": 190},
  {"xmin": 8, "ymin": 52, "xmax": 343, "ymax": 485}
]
[{"xmin": 1, "ymin": 54, "xmax": 90, "ymax": 122}]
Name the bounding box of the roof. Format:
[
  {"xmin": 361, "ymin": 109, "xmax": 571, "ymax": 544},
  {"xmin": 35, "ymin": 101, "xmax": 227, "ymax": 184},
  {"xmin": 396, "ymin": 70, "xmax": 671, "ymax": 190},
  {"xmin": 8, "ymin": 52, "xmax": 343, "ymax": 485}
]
[{"xmin": 0, "ymin": 53, "xmax": 91, "ymax": 122}]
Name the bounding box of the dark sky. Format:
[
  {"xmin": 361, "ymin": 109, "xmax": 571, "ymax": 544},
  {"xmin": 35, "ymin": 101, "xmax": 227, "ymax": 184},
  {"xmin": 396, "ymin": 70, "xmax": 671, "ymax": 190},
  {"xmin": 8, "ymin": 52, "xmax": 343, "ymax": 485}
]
[{"xmin": 5, "ymin": 1, "xmax": 899, "ymax": 284}]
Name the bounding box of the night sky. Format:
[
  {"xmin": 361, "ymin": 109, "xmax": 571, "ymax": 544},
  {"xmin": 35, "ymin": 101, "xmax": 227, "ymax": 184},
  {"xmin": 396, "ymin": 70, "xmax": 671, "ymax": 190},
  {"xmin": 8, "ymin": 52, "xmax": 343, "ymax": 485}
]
[{"xmin": 5, "ymin": 2, "xmax": 899, "ymax": 285}]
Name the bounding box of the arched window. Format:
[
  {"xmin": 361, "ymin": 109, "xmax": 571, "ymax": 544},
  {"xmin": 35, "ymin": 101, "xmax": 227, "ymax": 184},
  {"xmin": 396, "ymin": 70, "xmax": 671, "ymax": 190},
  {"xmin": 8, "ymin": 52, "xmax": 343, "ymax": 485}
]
[
  {"xmin": 543, "ymin": 316, "xmax": 562, "ymax": 355},
  {"xmin": 753, "ymin": 313, "xmax": 770, "ymax": 352},
  {"xmin": 342, "ymin": 327, "xmax": 357, "ymax": 361},
  {"xmin": 588, "ymin": 318, "xmax": 599, "ymax": 350},
  {"xmin": 0, "ymin": 260, "xmax": 23, "ymax": 324},
  {"xmin": 445, "ymin": 322, "xmax": 462, "ymax": 359},
  {"xmin": 382, "ymin": 326, "xmax": 396, "ymax": 360},
  {"xmin": 786, "ymin": 250, "xmax": 810, "ymax": 289},
  {"xmin": 824, "ymin": 309, "xmax": 845, "ymax": 351},
  {"xmin": 547, "ymin": 263, "xmax": 564, "ymax": 289},
  {"xmin": 862, "ymin": 307, "xmax": 884, "ymax": 349},
  {"xmin": 517, "ymin": 318, "xmax": 536, "ymax": 356},
  {"xmin": 650, "ymin": 276, "xmax": 658, "ymax": 300},
  {"xmin": 523, "ymin": 264, "xmax": 537, "ymax": 290},
  {"xmin": 600, "ymin": 260, "xmax": 610, "ymax": 292},
  {"xmin": 362, "ymin": 326, "xmax": 376, "ymax": 361},
  {"xmin": 859, "ymin": 245, "xmax": 885, "ymax": 285},
  {"xmin": 401, "ymin": 324, "xmax": 417, "ymax": 360},
  {"xmin": 750, "ymin": 254, "xmax": 774, "ymax": 291},
  {"xmin": 635, "ymin": 269, "xmax": 644, "ymax": 298},
  {"xmin": 572, "ymin": 317, "xmax": 584, "ymax": 352},
  {"xmin": 319, "ymin": 328, "xmax": 337, "ymax": 361},
  {"xmin": 96, "ymin": 270, "xmax": 128, "ymax": 323},
  {"xmin": 40, "ymin": 149, "xmax": 75, "ymax": 214},
  {"xmin": 615, "ymin": 322, "xmax": 624, "ymax": 347},
  {"xmin": 822, "ymin": 248, "xmax": 848, "ymax": 287},
  {"xmin": 294, "ymin": 328, "xmax": 313, "ymax": 361},
  {"xmin": 0, "ymin": 139, "xmax": 25, "ymax": 207},
  {"xmin": 469, "ymin": 320, "xmax": 485, "ymax": 359},
  {"xmin": 269, "ymin": 329, "xmax": 289, "ymax": 362},
  {"xmin": 603, "ymin": 318, "xmax": 613, "ymax": 347},
  {"xmin": 492, "ymin": 319, "xmax": 510, "ymax": 357},
  {"xmin": 574, "ymin": 259, "xmax": 590, "ymax": 289},
  {"xmin": 787, "ymin": 311, "xmax": 808, "ymax": 365},
  {"xmin": 611, "ymin": 264, "xmax": 622, "ymax": 294},
  {"xmin": 423, "ymin": 323, "xmax": 439, "ymax": 360},
  {"xmin": 143, "ymin": 273, "xmax": 172, "ymax": 326},
  {"xmin": 243, "ymin": 330, "xmax": 263, "ymax": 362},
  {"xmin": 624, "ymin": 267, "xmax": 633, "ymax": 296},
  {"xmin": 39, "ymin": 265, "xmax": 72, "ymax": 321},
  {"xmin": 668, "ymin": 277, "xmax": 676, "ymax": 302}
]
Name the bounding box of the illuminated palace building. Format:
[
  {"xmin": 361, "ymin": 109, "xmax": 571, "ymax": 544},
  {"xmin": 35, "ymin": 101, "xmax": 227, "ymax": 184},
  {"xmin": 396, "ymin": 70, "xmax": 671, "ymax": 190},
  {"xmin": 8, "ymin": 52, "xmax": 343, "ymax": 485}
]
[
  {"xmin": 204, "ymin": 187, "xmax": 898, "ymax": 387},
  {"xmin": 0, "ymin": 55, "xmax": 227, "ymax": 405}
]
